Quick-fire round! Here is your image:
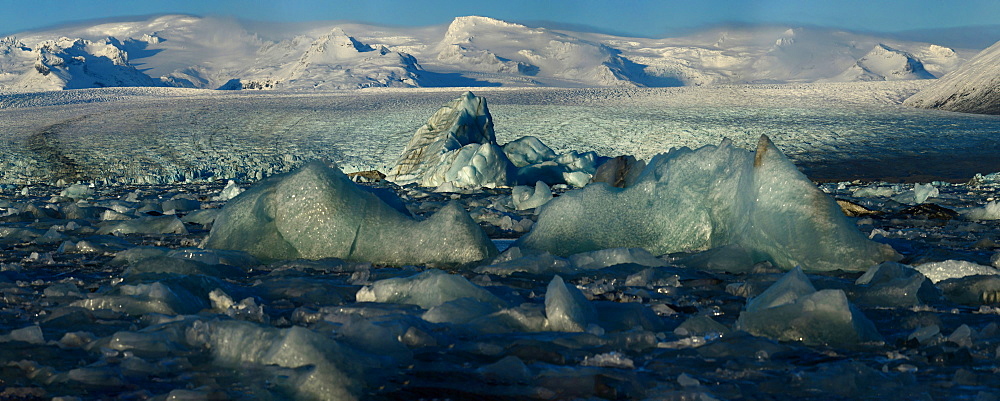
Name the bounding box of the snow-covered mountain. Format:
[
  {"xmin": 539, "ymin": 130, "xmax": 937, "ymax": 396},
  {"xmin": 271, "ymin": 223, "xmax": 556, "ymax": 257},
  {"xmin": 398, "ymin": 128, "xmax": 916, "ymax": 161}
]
[
  {"xmin": 0, "ymin": 15, "xmax": 985, "ymax": 92},
  {"xmin": 904, "ymin": 39, "xmax": 1000, "ymax": 115}
]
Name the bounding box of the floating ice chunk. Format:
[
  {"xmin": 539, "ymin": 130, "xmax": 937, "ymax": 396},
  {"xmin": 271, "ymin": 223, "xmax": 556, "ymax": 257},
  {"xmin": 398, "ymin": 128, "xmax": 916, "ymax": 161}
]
[
  {"xmin": 963, "ymin": 201, "xmax": 1000, "ymax": 220},
  {"xmin": 161, "ymin": 197, "xmax": 200, "ymax": 212},
  {"xmin": 568, "ymin": 247, "xmax": 667, "ymax": 270},
  {"xmin": 511, "ymin": 181, "xmax": 553, "ymax": 210},
  {"xmin": 914, "ymin": 183, "xmax": 939, "ymax": 204},
  {"xmin": 111, "ymin": 246, "xmax": 169, "ymax": 266},
  {"xmin": 431, "ymin": 142, "xmax": 513, "ymax": 188},
  {"xmin": 674, "ymin": 316, "xmax": 731, "ymax": 337},
  {"xmin": 194, "ymin": 320, "xmax": 365, "ymax": 401},
  {"xmin": 518, "ymin": 136, "xmax": 899, "ymax": 271},
  {"xmin": 180, "ymin": 209, "xmax": 219, "ymax": 225},
  {"xmin": 545, "ymin": 275, "xmax": 597, "ymax": 332},
  {"xmin": 736, "ymin": 268, "xmax": 882, "ymax": 346},
  {"xmin": 387, "ymin": 92, "xmax": 512, "ymax": 188},
  {"xmin": 914, "ymin": 260, "xmax": 1000, "ymax": 283},
  {"xmin": 853, "ymin": 185, "xmax": 898, "ymax": 198},
  {"xmin": 677, "ymin": 244, "xmax": 755, "ymax": 273},
  {"xmin": 745, "ymin": 267, "xmax": 816, "ymax": 312},
  {"xmin": 166, "ymin": 248, "xmax": 259, "ymax": 268},
  {"xmin": 44, "ymin": 282, "xmax": 83, "ymax": 298},
  {"xmin": 853, "ymin": 262, "xmax": 939, "ymax": 306},
  {"xmin": 60, "ymin": 183, "xmax": 93, "ymax": 200},
  {"xmin": 97, "ymin": 215, "xmax": 188, "ymax": 235},
  {"xmin": 422, "ymin": 297, "xmax": 501, "ymax": 324},
  {"xmin": 108, "ymin": 330, "xmax": 183, "ymax": 356},
  {"xmin": 68, "ymin": 366, "xmax": 124, "ymax": 387},
  {"xmin": 72, "ymin": 280, "xmax": 208, "ymax": 315},
  {"xmin": 477, "ymin": 355, "xmax": 532, "ymax": 383},
  {"xmin": 562, "ymin": 171, "xmax": 592, "ymax": 188},
  {"xmin": 937, "ymin": 275, "xmax": 1000, "ymax": 306},
  {"xmin": 334, "ymin": 314, "xmax": 411, "ymax": 359},
  {"xmin": 214, "ymin": 180, "xmax": 244, "ymax": 201},
  {"xmin": 474, "ymin": 247, "xmax": 572, "ymax": 276},
  {"xmin": 356, "ymin": 269, "xmax": 503, "ymax": 309},
  {"xmin": 3, "ymin": 325, "xmax": 45, "ymax": 344},
  {"xmin": 124, "ymin": 256, "xmax": 242, "ymax": 278},
  {"xmin": 503, "ymin": 136, "xmax": 557, "ymax": 168},
  {"xmin": 580, "ymin": 351, "xmax": 635, "ymax": 369},
  {"xmin": 204, "ymin": 161, "xmax": 497, "ymax": 265}
]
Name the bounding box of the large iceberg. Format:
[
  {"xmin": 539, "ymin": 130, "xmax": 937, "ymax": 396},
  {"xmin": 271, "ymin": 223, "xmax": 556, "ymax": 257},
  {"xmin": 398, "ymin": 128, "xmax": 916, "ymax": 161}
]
[
  {"xmin": 386, "ymin": 92, "xmax": 599, "ymax": 188},
  {"xmin": 386, "ymin": 91, "xmax": 513, "ymax": 188},
  {"xmin": 204, "ymin": 161, "xmax": 497, "ymax": 265},
  {"xmin": 516, "ymin": 135, "xmax": 899, "ymax": 271}
]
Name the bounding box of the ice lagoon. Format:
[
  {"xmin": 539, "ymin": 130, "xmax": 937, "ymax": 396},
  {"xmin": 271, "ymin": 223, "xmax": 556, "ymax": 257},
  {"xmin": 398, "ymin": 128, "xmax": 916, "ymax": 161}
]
[{"xmin": 1, "ymin": 83, "xmax": 1000, "ymax": 400}]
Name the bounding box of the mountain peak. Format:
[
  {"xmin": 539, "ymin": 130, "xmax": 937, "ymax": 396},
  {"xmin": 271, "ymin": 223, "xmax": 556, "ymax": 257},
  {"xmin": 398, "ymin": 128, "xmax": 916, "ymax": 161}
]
[{"xmin": 444, "ymin": 16, "xmax": 533, "ymax": 43}]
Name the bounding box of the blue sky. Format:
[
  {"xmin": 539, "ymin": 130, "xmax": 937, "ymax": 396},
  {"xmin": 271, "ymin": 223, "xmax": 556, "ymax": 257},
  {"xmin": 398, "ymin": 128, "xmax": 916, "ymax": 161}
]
[{"xmin": 2, "ymin": 0, "xmax": 999, "ymax": 38}]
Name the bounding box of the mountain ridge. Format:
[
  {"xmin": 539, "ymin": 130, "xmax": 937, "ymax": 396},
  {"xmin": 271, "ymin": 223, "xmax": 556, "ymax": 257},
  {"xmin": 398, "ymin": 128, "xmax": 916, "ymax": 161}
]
[{"xmin": 0, "ymin": 15, "xmax": 987, "ymax": 93}]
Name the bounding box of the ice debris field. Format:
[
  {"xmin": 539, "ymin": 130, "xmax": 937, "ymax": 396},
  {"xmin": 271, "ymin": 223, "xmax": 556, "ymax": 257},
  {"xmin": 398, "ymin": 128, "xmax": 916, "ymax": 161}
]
[{"xmin": 1, "ymin": 86, "xmax": 1000, "ymax": 400}]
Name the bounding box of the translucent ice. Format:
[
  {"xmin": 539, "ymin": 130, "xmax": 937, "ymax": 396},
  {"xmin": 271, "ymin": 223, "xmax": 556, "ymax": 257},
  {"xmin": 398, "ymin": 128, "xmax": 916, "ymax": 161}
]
[
  {"xmin": 545, "ymin": 275, "xmax": 597, "ymax": 332},
  {"xmin": 853, "ymin": 262, "xmax": 940, "ymax": 306},
  {"xmin": 503, "ymin": 136, "xmax": 557, "ymax": 168},
  {"xmin": 568, "ymin": 247, "xmax": 667, "ymax": 270},
  {"xmin": 96, "ymin": 215, "xmax": 188, "ymax": 235},
  {"xmin": 914, "ymin": 183, "xmax": 939, "ymax": 204},
  {"xmin": 214, "ymin": 180, "xmax": 244, "ymax": 201},
  {"xmin": 60, "ymin": 184, "xmax": 93, "ymax": 200},
  {"xmin": 387, "ymin": 91, "xmax": 513, "ymax": 188},
  {"xmin": 194, "ymin": 320, "xmax": 365, "ymax": 401},
  {"xmin": 511, "ymin": 181, "xmax": 553, "ymax": 210},
  {"xmin": 356, "ymin": 269, "xmax": 504, "ymax": 309},
  {"xmin": 736, "ymin": 267, "xmax": 883, "ymax": 346},
  {"xmin": 517, "ymin": 136, "xmax": 899, "ymax": 271},
  {"xmin": 204, "ymin": 161, "xmax": 497, "ymax": 265},
  {"xmin": 914, "ymin": 260, "xmax": 1000, "ymax": 283},
  {"xmin": 2, "ymin": 325, "xmax": 45, "ymax": 344},
  {"xmin": 962, "ymin": 201, "xmax": 1000, "ymax": 220}
]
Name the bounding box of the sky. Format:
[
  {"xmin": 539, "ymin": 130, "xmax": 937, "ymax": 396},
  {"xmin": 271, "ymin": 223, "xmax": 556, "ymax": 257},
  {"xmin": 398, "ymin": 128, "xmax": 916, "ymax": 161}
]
[{"xmin": 2, "ymin": 0, "xmax": 999, "ymax": 39}]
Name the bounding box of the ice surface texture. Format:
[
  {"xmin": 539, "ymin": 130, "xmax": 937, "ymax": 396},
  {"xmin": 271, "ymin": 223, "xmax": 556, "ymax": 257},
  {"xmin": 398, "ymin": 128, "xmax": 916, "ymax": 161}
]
[
  {"xmin": 518, "ymin": 135, "xmax": 899, "ymax": 271},
  {"xmin": 736, "ymin": 267, "xmax": 883, "ymax": 346},
  {"xmin": 204, "ymin": 161, "xmax": 497, "ymax": 265},
  {"xmin": 387, "ymin": 91, "xmax": 512, "ymax": 188},
  {"xmin": 386, "ymin": 92, "xmax": 598, "ymax": 189}
]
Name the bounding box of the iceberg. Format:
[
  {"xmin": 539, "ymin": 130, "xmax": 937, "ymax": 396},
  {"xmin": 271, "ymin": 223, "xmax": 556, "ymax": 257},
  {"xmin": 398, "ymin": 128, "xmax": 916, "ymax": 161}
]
[
  {"xmin": 356, "ymin": 269, "xmax": 504, "ymax": 309},
  {"xmin": 511, "ymin": 181, "xmax": 553, "ymax": 210},
  {"xmin": 736, "ymin": 267, "xmax": 883, "ymax": 346},
  {"xmin": 192, "ymin": 320, "xmax": 365, "ymax": 401},
  {"xmin": 386, "ymin": 91, "xmax": 513, "ymax": 188},
  {"xmin": 517, "ymin": 135, "xmax": 899, "ymax": 271},
  {"xmin": 204, "ymin": 161, "xmax": 497, "ymax": 265},
  {"xmin": 544, "ymin": 275, "xmax": 596, "ymax": 332},
  {"xmin": 386, "ymin": 92, "xmax": 600, "ymax": 188}
]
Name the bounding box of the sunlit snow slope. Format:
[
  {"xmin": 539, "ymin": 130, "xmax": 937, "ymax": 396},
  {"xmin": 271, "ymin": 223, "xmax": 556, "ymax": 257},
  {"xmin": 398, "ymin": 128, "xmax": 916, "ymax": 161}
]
[
  {"xmin": 904, "ymin": 40, "xmax": 1000, "ymax": 115},
  {"xmin": 0, "ymin": 15, "xmax": 982, "ymax": 92}
]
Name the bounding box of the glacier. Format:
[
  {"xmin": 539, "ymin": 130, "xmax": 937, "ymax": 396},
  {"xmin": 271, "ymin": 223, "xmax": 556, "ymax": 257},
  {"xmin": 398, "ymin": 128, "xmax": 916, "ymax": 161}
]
[{"xmin": 517, "ymin": 135, "xmax": 900, "ymax": 271}]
